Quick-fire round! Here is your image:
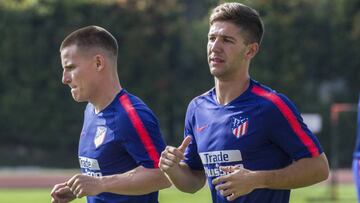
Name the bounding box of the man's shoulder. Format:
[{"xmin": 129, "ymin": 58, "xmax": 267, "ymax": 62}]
[
  {"xmin": 116, "ymin": 89, "xmax": 151, "ymax": 111},
  {"xmin": 250, "ymin": 80, "xmax": 290, "ymax": 102},
  {"xmin": 190, "ymin": 88, "xmax": 214, "ymax": 104},
  {"xmin": 250, "ymin": 80, "xmax": 297, "ymax": 115},
  {"xmin": 114, "ymin": 90, "xmax": 159, "ymax": 123}
]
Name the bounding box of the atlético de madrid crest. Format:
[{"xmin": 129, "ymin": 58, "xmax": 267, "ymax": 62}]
[
  {"xmin": 231, "ymin": 116, "xmax": 249, "ymax": 138},
  {"xmin": 94, "ymin": 126, "xmax": 107, "ymax": 148}
]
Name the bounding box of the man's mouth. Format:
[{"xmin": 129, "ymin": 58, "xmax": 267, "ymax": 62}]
[{"xmin": 210, "ymin": 57, "xmax": 225, "ymax": 64}]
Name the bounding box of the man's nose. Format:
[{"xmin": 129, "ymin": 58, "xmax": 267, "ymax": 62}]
[
  {"xmin": 62, "ymin": 72, "xmax": 71, "ymax": 84},
  {"xmin": 210, "ymin": 38, "xmax": 222, "ymax": 53}
]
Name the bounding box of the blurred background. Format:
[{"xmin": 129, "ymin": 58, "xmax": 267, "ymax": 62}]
[{"xmin": 0, "ymin": 0, "xmax": 359, "ymax": 178}]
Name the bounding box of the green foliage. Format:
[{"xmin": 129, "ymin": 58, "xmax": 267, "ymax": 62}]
[{"xmin": 0, "ymin": 0, "xmax": 358, "ymax": 167}]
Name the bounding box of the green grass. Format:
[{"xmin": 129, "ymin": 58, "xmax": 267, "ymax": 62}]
[
  {"xmin": 290, "ymin": 184, "xmax": 357, "ymax": 203},
  {"xmin": 0, "ymin": 184, "xmax": 356, "ymax": 203},
  {"xmin": 0, "ymin": 188, "xmax": 85, "ymax": 203},
  {"xmin": 159, "ymin": 186, "xmax": 212, "ymax": 203}
]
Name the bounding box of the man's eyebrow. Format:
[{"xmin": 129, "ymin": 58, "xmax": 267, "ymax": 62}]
[
  {"xmin": 63, "ymin": 64, "xmax": 75, "ymax": 69},
  {"xmin": 223, "ymin": 35, "xmax": 236, "ymax": 40},
  {"xmin": 208, "ymin": 33, "xmax": 237, "ymax": 40}
]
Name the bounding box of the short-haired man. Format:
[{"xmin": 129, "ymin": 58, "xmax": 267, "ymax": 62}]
[
  {"xmin": 51, "ymin": 25, "xmax": 170, "ymax": 203},
  {"xmin": 159, "ymin": 3, "xmax": 329, "ymax": 203}
]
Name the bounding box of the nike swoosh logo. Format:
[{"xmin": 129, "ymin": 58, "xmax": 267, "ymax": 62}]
[{"xmin": 196, "ymin": 125, "xmax": 208, "ymax": 132}]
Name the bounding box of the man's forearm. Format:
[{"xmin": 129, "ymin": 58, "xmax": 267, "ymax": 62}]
[
  {"xmin": 100, "ymin": 166, "xmax": 171, "ymax": 195},
  {"xmin": 257, "ymin": 153, "xmax": 329, "ymax": 189},
  {"xmin": 165, "ymin": 162, "xmax": 206, "ymax": 193}
]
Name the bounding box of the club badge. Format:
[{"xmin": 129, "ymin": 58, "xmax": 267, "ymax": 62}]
[
  {"xmin": 231, "ymin": 116, "xmax": 249, "ymax": 138},
  {"xmin": 94, "ymin": 126, "xmax": 107, "ymax": 148}
]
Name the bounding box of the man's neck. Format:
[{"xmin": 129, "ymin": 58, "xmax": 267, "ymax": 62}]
[
  {"xmin": 92, "ymin": 81, "xmax": 122, "ymax": 114},
  {"xmin": 215, "ymin": 75, "xmax": 250, "ymax": 105}
]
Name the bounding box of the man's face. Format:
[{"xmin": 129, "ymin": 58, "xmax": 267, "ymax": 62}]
[
  {"xmin": 207, "ymin": 21, "xmax": 249, "ymax": 79},
  {"xmin": 61, "ymin": 45, "xmax": 98, "ymax": 102}
]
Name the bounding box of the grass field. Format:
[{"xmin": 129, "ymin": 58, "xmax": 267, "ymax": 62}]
[{"xmin": 0, "ymin": 184, "xmax": 357, "ymax": 203}]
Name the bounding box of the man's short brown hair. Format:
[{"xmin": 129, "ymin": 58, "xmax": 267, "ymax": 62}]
[
  {"xmin": 60, "ymin": 25, "xmax": 118, "ymax": 57},
  {"xmin": 210, "ymin": 2, "xmax": 264, "ymax": 45}
]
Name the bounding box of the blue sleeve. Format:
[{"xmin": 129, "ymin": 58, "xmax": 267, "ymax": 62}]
[
  {"xmin": 353, "ymin": 95, "xmax": 360, "ymax": 157},
  {"xmin": 119, "ymin": 107, "xmax": 166, "ymax": 169},
  {"xmin": 183, "ymin": 101, "xmax": 204, "ymax": 170},
  {"xmin": 265, "ymin": 94, "xmax": 323, "ymax": 161}
]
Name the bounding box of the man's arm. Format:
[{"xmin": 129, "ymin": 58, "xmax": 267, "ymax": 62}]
[
  {"xmin": 67, "ymin": 166, "xmax": 171, "ymax": 198},
  {"xmin": 159, "ymin": 136, "xmax": 206, "ymax": 193},
  {"xmin": 213, "ymin": 153, "xmax": 329, "ymax": 201},
  {"xmin": 51, "ymin": 182, "xmax": 76, "ymax": 203},
  {"xmin": 258, "ymin": 153, "xmax": 329, "ymax": 189}
]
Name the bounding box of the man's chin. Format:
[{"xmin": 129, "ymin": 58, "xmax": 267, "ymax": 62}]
[
  {"xmin": 71, "ymin": 94, "xmax": 86, "ymax": 102},
  {"xmin": 210, "ymin": 69, "xmax": 223, "ymax": 77}
]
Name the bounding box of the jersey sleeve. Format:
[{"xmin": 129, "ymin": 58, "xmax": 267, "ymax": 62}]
[
  {"xmin": 183, "ymin": 101, "xmax": 204, "ymax": 170},
  {"xmin": 265, "ymin": 94, "xmax": 323, "ymax": 161},
  {"xmin": 353, "ymin": 95, "xmax": 360, "ymax": 157},
  {"xmin": 118, "ymin": 95, "xmax": 166, "ymax": 169}
]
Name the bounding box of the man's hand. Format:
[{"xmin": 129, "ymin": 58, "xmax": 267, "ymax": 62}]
[
  {"xmin": 212, "ymin": 166, "xmax": 258, "ymax": 201},
  {"xmin": 66, "ymin": 174, "xmax": 104, "ymax": 198},
  {"xmin": 158, "ymin": 136, "xmax": 206, "ymax": 193},
  {"xmin": 159, "ymin": 136, "xmax": 192, "ymax": 173},
  {"xmin": 51, "ymin": 182, "xmax": 76, "ymax": 203}
]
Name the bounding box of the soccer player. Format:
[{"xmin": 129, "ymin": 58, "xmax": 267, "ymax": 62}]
[
  {"xmin": 159, "ymin": 2, "xmax": 329, "ymax": 203},
  {"xmin": 50, "ymin": 25, "xmax": 171, "ymax": 203},
  {"xmin": 353, "ymin": 95, "xmax": 360, "ymax": 203}
]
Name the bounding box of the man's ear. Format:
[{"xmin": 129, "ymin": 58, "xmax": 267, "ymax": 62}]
[
  {"xmin": 95, "ymin": 55, "xmax": 105, "ymax": 71},
  {"xmin": 245, "ymin": 43, "xmax": 259, "ymax": 60}
]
